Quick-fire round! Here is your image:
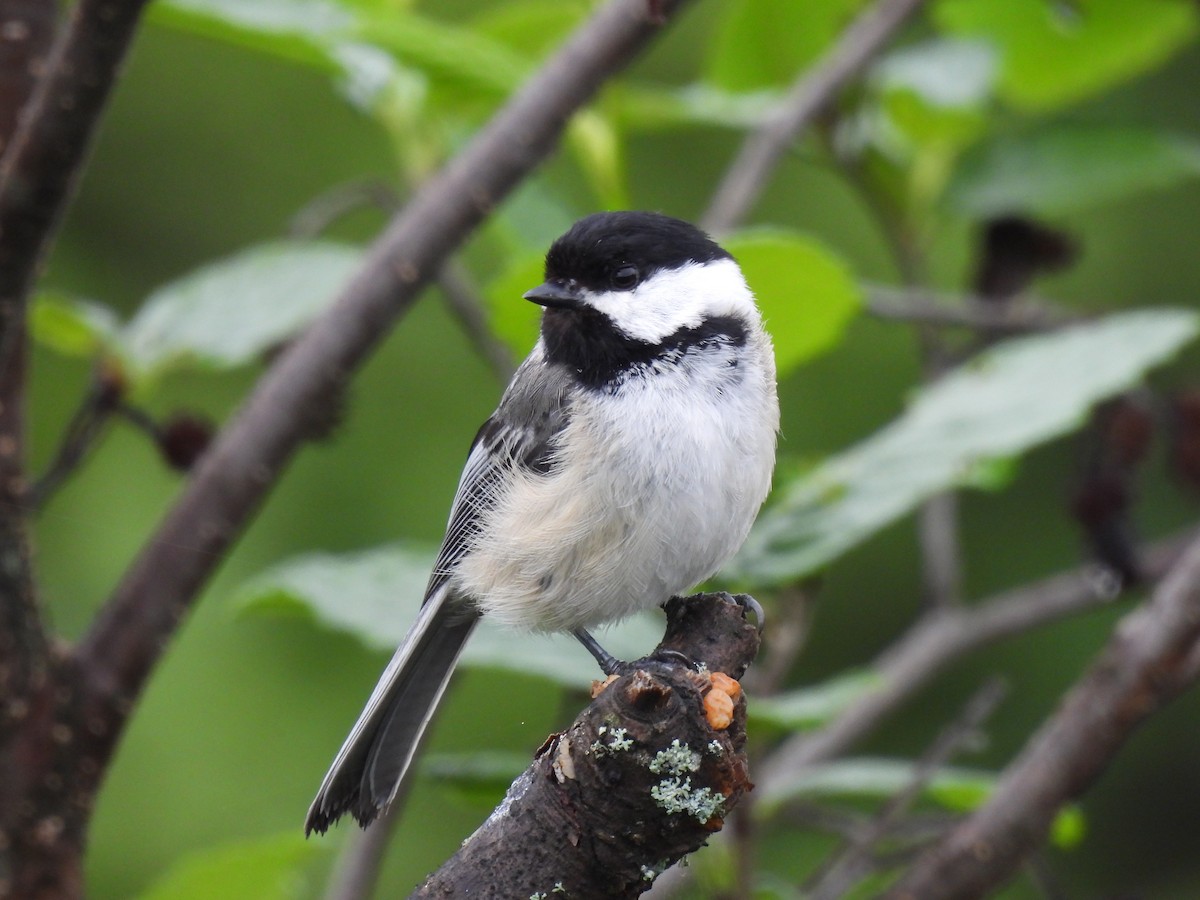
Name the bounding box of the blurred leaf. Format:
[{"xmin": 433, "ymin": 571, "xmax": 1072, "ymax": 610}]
[
  {"xmin": 751, "ymin": 670, "xmax": 882, "ymax": 731},
  {"xmin": 354, "ymin": 9, "xmax": 528, "ymax": 97},
  {"xmin": 757, "ymin": 757, "xmax": 1085, "ymax": 848},
  {"xmin": 615, "ymin": 83, "xmax": 781, "ymax": 132},
  {"xmin": 944, "ymin": 125, "xmax": 1200, "ymax": 218},
  {"xmin": 933, "ymin": 0, "xmax": 1198, "ymax": 112},
  {"xmin": 150, "ymin": 0, "xmax": 351, "ymax": 70},
  {"xmin": 567, "ymin": 110, "xmax": 629, "ymax": 210},
  {"xmin": 234, "ymin": 544, "xmax": 439, "ymax": 644},
  {"xmin": 707, "ymin": 0, "xmax": 867, "ymax": 92},
  {"xmin": 728, "ymin": 309, "xmax": 1200, "ymax": 585},
  {"xmin": 30, "ymin": 293, "xmax": 123, "ymax": 360},
  {"xmin": 725, "ymin": 231, "xmax": 862, "ymax": 377},
  {"xmin": 137, "ymin": 832, "xmax": 322, "ymax": 900},
  {"xmin": 123, "ymin": 240, "xmax": 362, "ymax": 380},
  {"xmin": 470, "ymin": 0, "xmax": 587, "ymax": 59},
  {"xmin": 235, "ymin": 545, "xmax": 665, "ymax": 689},
  {"xmin": 872, "ymin": 38, "xmax": 998, "ymax": 111}
]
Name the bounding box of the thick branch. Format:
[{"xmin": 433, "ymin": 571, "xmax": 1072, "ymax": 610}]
[
  {"xmin": 0, "ymin": 0, "xmax": 149, "ymax": 363},
  {"xmin": 415, "ymin": 593, "xmax": 760, "ymax": 898},
  {"xmin": 74, "ymin": 0, "xmax": 695, "ymax": 764},
  {"xmin": 701, "ymin": 0, "xmax": 928, "ymax": 233},
  {"xmin": 0, "ymin": 0, "xmax": 55, "ymax": 752},
  {"xmin": 886, "ymin": 531, "xmax": 1200, "ymax": 899}
]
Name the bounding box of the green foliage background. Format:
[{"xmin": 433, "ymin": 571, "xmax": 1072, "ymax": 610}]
[{"xmin": 26, "ymin": 0, "xmax": 1200, "ymax": 896}]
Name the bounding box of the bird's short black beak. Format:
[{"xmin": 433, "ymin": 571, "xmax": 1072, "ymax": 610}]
[{"xmin": 524, "ymin": 279, "xmax": 585, "ymax": 310}]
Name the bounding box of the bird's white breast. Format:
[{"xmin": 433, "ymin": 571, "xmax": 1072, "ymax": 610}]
[{"xmin": 453, "ymin": 328, "xmax": 778, "ymax": 632}]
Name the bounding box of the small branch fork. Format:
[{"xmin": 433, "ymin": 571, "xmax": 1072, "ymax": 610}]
[
  {"xmin": 884, "ymin": 531, "xmax": 1200, "ymax": 899},
  {"xmin": 701, "ymin": 0, "xmax": 929, "ymax": 234}
]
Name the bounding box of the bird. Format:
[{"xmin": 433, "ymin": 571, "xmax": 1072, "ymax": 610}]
[{"xmin": 305, "ymin": 210, "xmax": 779, "ymax": 834}]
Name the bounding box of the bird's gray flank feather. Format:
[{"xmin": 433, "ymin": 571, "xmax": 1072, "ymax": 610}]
[{"xmin": 306, "ymin": 349, "xmax": 575, "ymax": 833}]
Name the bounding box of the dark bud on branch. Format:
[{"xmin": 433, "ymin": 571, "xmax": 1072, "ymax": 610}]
[
  {"xmin": 156, "ymin": 414, "xmax": 214, "ymax": 471},
  {"xmin": 973, "ymin": 215, "xmax": 1079, "ymax": 302}
]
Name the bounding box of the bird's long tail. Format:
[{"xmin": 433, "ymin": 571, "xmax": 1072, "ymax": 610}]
[{"xmin": 305, "ymin": 588, "xmax": 478, "ymax": 834}]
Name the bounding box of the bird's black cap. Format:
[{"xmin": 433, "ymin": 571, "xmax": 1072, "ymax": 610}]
[{"xmin": 540, "ymin": 211, "xmax": 730, "ymax": 294}]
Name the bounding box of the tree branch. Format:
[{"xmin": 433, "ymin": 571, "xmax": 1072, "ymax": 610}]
[
  {"xmin": 864, "ymin": 284, "xmax": 1076, "ymax": 333},
  {"xmin": 73, "ymin": 0, "xmax": 695, "ymax": 769},
  {"xmin": 0, "ymin": 0, "xmax": 150, "ymax": 367},
  {"xmin": 700, "ymin": 0, "xmax": 928, "ymax": 234},
  {"xmin": 415, "ymin": 593, "xmax": 760, "ymax": 898},
  {"xmin": 885, "ymin": 529, "xmax": 1200, "ymax": 899},
  {"xmin": 806, "ymin": 677, "xmax": 1007, "ymax": 900},
  {"xmin": 0, "ymin": 0, "xmax": 55, "ymax": 761},
  {"xmin": 757, "ymin": 532, "xmax": 1193, "ymax": 789}
]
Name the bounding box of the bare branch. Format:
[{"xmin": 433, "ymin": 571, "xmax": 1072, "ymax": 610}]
[
  {"xmin": 805, "ymin": 678, "xmax": 1007, "ymax": 900},
  {"xmin": 757, "ymin": 532, "xmax": 1193, "ymax": 788},
  {"xmin": 0, "ymin": 0, "xmax": 56, "ymax": 759},
  {"xmin": 0, "ymin": 0, "xmax": 150, "ymax": 366},
  {"xmin": 701, "ymin": 0, "xmax": 928, "ymax": 234},
  {"xmin": 885, "ymin": 530, "xmax": 1200, "ymax": 899},
  {"xmin": 73, "ymin": 0, "xmax": 696, "ymax": 767},
  {"xmin": 864, "ymin": 284, "xmax": 1076, "ymax": 333}
]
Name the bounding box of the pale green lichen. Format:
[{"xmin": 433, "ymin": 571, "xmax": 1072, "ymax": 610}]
[
  {"xmin": 649, "ymin": 739, "xmax": 701, "ymax": 776},
  {"xmin": 590, "ymin": 725, "xmax": 634, "ymax": 756},
  {"xmin": 649, "ymin": 776, "xmax": 725, "ymax": 822},
  {"xmin": 706, "ymin": 739, "xmax": 723, "ymax": 756}
]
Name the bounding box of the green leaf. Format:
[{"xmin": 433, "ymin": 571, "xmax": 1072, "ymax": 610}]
[
  {"xmin": 757, "ymin": 757, "xmax": 1084, "ymax": 848},
  {"xmin": 728, "ymin": 309, "xmax": 1200, "ymax": 585},
  {"xmin": 235, "ymin": 545, "xmax": 666, "ymax": 689},
  {"xmin": 933, "ymin": 0, "xmax": 1198, "ymax": 112},
  {"xmin": 150, "ymin": 0, "xmax": 351, "ymax": 70},
  {"xmin": 122, "ymin": 240, "xmax": 362, "ymax": 380},
  {"xmin": 353, "ymin": 9, "xmax": 529, "ymax": 98},
  {"xmin": 725, "ymin": 231, "xmax": 862, "ymax": 378},
  {"xmin": 30, "ymin": 293, "xmax": 123, "ymax": 359},
  {"xmin": 137, "ymin": 832, "xmax": 322, "ymax": 900},
  {"xmin": 944, "ymin": 125, "xmax": 1200, "ymax": 218},
  {"xmin": 614, "ymin": 84, "xmax": 781, "ymax": 132},
  {"xmin": 750, "ymin": 670, "xmax": 883, "ymax": 731},
  {"xmin": 707, "ymin": 0, "xmax": 868, "ymax": 92}
]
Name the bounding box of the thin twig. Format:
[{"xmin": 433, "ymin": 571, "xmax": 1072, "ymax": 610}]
[
  {"xmin": 864, "ymin": 284, "xmax": 1075, "ymax": 333},
  {"xmin": 321, "ymin": 807, "xmax": 402, "ymax": 900},
  {"xmin": 918, "ymin": 492, "xmax": 963, "ymax": 608},
  {"xmin": 701, "ymin": 0, "xmax": 929, "ymax": 233},
  {"xmin": 29, "ymin": 380, "xmax": 115, "ymax": 509},
  {"xmin": 884, "ymin": 530, "xmax": 1200, "ymax": 899},
  {"xmin": 804, "ymin": 678, "xmax": 1007, "ymax": 900},
  {"xmin": 437, "ymin": 260, "xmax": 517, "ymax": 382}
]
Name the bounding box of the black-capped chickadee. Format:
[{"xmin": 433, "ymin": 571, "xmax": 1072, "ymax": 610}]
[{"xmin": 306, "ymin": 211, "xmax": 779, "ymax": 834}]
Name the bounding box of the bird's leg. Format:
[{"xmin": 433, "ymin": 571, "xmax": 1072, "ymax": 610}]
[{"xmin": 572, "ymin": 628, "xmax": 623, "ymax": 676}]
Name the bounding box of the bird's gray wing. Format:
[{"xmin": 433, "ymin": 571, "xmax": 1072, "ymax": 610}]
[{"xmin": 424, "ymin": 350, "xmax": 574, "ymax": 602}]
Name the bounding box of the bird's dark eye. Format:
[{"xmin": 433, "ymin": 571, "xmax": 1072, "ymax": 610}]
[{"xmin": 610, "ymin": 264, "xmax": 640, "ymax": 291}]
